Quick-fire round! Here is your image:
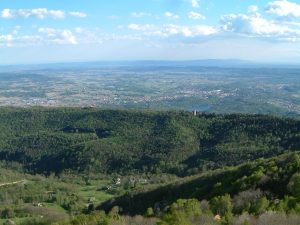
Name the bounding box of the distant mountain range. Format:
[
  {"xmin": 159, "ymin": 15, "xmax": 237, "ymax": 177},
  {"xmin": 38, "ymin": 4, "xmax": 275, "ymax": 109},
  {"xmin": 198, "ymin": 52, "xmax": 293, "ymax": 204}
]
[{"xmin": 1, "ymin": 59, "xmax": 300, "ymax": 71}]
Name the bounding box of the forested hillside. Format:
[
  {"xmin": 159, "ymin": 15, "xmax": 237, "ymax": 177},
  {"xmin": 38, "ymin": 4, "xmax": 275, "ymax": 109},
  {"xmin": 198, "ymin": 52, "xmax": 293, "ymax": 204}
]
[
  {"xmin": 0, "ymin": 107, "xmax": 299, "ymax": 175},
  {"xmin": 2, "ymin": 152, "xmax": 300, "ymax": 225},
  {"xmin": 0, "ymin": 107, "xmax": 300, "ymax": 224},
  {"xmin": 99, "ymin": 152, "xmax": 300, "ymax": 215}
]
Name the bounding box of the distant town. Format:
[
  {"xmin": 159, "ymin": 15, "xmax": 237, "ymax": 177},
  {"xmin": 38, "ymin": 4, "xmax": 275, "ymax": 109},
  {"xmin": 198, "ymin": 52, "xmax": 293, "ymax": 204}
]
[{"xmin": 0, "ymin": 65, "xmax": 299, "ymax": 115}]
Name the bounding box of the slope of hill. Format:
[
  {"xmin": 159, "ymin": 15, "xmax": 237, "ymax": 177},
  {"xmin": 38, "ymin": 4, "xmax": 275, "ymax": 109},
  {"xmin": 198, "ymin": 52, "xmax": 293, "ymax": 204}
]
[
  {"xmin": 0, "ymin": 107, "xmax": 299, "ymax": 175},
  {"xmin": 2, "ymin": 152, "xmax": 300, "ymax": 225},
  {"xmin": 98, "ymin": 152, "xmax": 300, "ymax": 215},
  {"xmin": 0, "ymin": 108, "xmax": 300, "ymax": 224}
]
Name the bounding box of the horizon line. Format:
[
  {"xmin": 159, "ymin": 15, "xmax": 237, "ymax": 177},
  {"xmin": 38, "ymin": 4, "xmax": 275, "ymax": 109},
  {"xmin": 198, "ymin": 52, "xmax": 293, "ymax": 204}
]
[{"xmin": 1, "ymin": 58, "xmax": 300, "ymax": 68}]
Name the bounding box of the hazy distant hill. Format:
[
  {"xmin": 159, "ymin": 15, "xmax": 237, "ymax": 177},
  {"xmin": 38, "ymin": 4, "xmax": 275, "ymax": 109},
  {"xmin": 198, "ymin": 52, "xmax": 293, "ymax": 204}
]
[{"xmin": 0, "ymin": 59, "xmax": 254, "ymax": 71}]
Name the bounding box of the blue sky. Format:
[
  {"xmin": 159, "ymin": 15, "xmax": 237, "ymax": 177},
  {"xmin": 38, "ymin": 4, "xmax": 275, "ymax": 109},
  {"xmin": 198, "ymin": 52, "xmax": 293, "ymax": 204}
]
[{"xmin": 1, "ymin": 0, "xmax": 300, "ymax": 64}]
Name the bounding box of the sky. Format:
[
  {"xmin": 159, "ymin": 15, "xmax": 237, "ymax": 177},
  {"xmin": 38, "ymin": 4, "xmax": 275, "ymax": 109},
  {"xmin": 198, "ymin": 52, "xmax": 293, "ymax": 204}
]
[{"xmin": 1, "ymin": 0, "xmax": 300, "ymax": 64}]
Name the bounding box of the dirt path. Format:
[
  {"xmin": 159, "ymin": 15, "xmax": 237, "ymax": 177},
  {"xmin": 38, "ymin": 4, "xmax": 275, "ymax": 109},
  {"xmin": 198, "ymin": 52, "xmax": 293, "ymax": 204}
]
[{"xmin": 0, "ymin": 180, "xmax": 26, "ymax": 187}]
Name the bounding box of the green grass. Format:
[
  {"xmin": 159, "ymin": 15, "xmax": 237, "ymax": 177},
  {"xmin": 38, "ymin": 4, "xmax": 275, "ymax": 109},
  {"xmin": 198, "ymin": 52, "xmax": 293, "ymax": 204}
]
[
  {"xmin": 76, "ymin": 180, "xmax": 115, "ymax": 203},
  {"xmin": 42, "ymin": 203, "xmax": 67, "ymax": 213},
  {"xmin": 0, "ymin": 217, "xmax": 34, "ymax": 225}
]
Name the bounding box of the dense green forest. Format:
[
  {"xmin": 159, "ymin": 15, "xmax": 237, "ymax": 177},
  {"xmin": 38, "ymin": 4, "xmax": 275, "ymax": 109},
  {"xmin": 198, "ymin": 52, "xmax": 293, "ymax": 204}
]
[
  {"xmin": 0, "ymin": 107, "xmax": 299, "ymax": 175},
  {"xmin": 0, "ymin": 107, "xmax": 300, "ymax": 225}
]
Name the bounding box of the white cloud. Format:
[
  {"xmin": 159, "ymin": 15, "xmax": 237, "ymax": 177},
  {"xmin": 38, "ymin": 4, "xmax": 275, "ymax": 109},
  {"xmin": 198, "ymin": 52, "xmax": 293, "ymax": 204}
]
[
  {"xmin": 128, "ymin": 24, "xmax": 156, "ymax": 31},
  {"xmin": 0, "ymin": 8, "xmax": 65, "ymax": 19},
  {"xmin": 75, "ymin": 27, "xmax": 84, "ymax": 33},
  {"xmin": 191, "ymin": 0, "xmax": 200, "ymax": 8},
  {"xmin": 266, "ymin": 0, "xmax": 300, "ymax": 17},
  {"xmin": 60, "ymin": 30, "xmax": 77, "ymax": 45},
  {"xmin": 0, "ymin": 8, "xmax": 87, "ymax": 19},
  {"xmin": 14, "ymin": 35, "xmax": 43, "ymax": 46},
  {"xmin": 165, "ymin": 12, "xmax": 180, "ymax": 19},
  {"xmin": 38, "ymin": 27, "xmax": 78, "ymax": 45},
  {"xmin": 0, "ymin": 32, "xmax": 44, "ymax": 47},
  {"xmin": 47, "ymin": 9, "xmax": 65, "ymax": 19},
  {"xmin": 248, "ymin": 5, "xmax": 259, "ymax": 13},
  {"xmin": 131, "ymin": 12, "xmax": 151, "ymax": 18},
  {"xmin": 1, "ymin": 9, "xmax": 13, "ymax": 18},
  {"xmin": 1, "ymin": 26, "xmax": 144, "ymax": 48},
  {"xmin": 221, "ymin": 12, "xmax": 300, "ymax": 40},
  {"xmin": 3, "ymin": 0, "xmax": 300, "ymax": 50},
  {"xmin": 69, "ymin": 11, "xmax": 87, "ymax": 18},
  {"xmin": 38, "ymin": 27, "xmax": 57, "ymax": 37},
  {"xmin": 128, "ymin": 23, "xmax": 217, "ymax": 37},
  {"xmin": 0, "ymin": 34, "xmax": 13, "ymax": 47},
  {"xmin": 188, "ymin": 11, "xmax": 206, "ymax": 20}
]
